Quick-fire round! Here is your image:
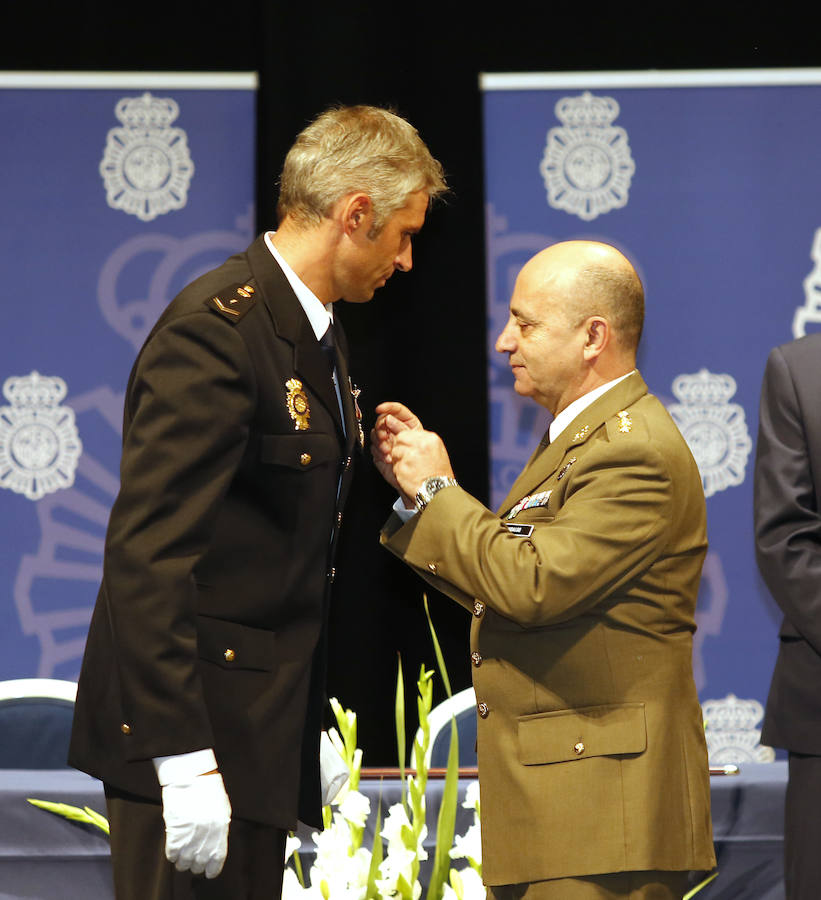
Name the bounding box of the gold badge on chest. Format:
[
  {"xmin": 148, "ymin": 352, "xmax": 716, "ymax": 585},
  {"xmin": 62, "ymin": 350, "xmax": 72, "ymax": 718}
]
[{"xmin": 285, "ymin": 378, "xmax": 310, "ymax": 430}]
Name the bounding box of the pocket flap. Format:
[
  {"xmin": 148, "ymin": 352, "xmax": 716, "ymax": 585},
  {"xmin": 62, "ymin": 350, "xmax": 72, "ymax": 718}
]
[
  {"xmin": 518, "ymin": 702, "xmax": 646, "ymax": 765},
  {"xmin": 260, "ymin": 432, "xmax": 337, "ymax": 470},
  {"xmin": 196, "ymin": 615, "xmax": 276, "ymax": 671}
]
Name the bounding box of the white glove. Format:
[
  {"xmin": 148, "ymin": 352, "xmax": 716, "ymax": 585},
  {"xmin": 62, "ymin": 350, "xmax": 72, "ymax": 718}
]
[
  {"xmin": 320, "ymin": 730, "xmax": 349, "ymax": 806},
  {"xmin": 161, "ymin": 772, "xmax": 232, "ymax": 879}
]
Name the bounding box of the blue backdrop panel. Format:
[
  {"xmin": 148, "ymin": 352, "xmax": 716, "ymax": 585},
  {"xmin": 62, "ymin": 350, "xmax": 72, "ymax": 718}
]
[
  {"xmin": 0, "ymin": 73, "xmax": 256, "ymax": 680},
  {"xmin": 482, "ymin": 69, "xmax": 821, "ymax": 712}
]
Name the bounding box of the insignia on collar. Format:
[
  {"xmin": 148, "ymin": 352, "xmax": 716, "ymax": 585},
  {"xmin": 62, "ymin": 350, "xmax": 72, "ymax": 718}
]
[
  {"xmin": 350, "ymin": 378, "xmax": 364, "ymax": 449},
  {"xmin": 506, "ymin": 489, "xmax": 552, "ymax": 520},
  {"xmin": 572, "ymin": 424, "xmax": 590, "ymax": 442},
  {"xmin": 205, "ymin": 282, "xmax": 257, "ymax": 323},
  {"xmin": 286, "ymin": 378, "xmax": 310, "ymax": 431},
  {"xmin": 616, "ymin": 410, "xmax": 633, "ymax": 433},
  {"xmin": 557, "ymin": 457, "xmax": 577, "ymax": 481}
]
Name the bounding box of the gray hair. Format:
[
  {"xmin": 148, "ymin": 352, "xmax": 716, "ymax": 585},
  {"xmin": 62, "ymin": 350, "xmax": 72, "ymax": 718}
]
[{"xmin": 277, "ymin": 105, "xmax": 447, "ymax": 232}]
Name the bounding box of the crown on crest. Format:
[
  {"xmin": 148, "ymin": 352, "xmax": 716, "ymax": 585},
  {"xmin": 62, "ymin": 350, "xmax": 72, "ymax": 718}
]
[
  {"xmin": 672, "ymin": 369, "xmax": 737, "ymax": 406},
  {"xmin": 702, "ymin": 694, "xmax": 764, "ymax": 732},
  {"xmin": 554, "ymin": 92, "xmax": 620, "ymax": 128},
  {"xmin": 3, "ymin": 372, "xmax": 66, "ymax": 410},
  {"xmin": 114, "ymin": 93, "xmax": 179, "ymax": 130}
]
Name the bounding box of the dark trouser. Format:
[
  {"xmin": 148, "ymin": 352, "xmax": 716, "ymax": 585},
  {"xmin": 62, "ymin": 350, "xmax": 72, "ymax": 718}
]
[
  {"xmin": 785, "ymin": 752, "xmax": 821, "ymax": 900},
  {"xmin": 104, "ymin": 784, "xmax": 287, "ymax": 900},
  {"xmin": 487, "ymin": 870, "xmax": 690, "ymax": 900}
]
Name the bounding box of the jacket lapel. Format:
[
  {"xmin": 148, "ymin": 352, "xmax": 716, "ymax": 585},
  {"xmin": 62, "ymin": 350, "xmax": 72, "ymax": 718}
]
[
  {"xmin": 496, "ymin": 371, "xmax": 649, "ymax": 517},
  {"xmin": 246, "ymin": 237, "xmax": 344, "ymax": 438}
]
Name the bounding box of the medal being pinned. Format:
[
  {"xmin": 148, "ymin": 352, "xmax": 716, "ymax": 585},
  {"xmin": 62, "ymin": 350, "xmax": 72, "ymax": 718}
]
[
  {"xmin": 286, "ymin": 378, "xmax": 310, "ymax": 430},
  {"xmin": 350, "ymin": 378, "xmax": 365, "ymax": 448}
]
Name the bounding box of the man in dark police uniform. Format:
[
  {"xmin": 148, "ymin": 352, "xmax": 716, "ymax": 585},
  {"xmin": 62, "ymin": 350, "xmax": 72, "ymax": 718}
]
[{"xmin": 69, "ymin": 105, "xmax": 446, "ymax": 900}]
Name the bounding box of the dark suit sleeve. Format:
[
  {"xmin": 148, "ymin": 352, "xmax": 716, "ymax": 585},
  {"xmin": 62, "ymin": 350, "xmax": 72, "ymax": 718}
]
[
  {"xmin": 103, "ymin": 310, "xmax": 255, "ymax": 761},
  {"xmin": 754, "ymin": 344, "xmax": 821, "ymax": 654}
]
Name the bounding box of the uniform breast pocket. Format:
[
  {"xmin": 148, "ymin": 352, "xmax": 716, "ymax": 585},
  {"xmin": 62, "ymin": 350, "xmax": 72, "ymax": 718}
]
[
  {"xmin": 259, "ymin": 432, "xmax": 338, "ymax": 472},
  {"xmin": 196, "ymin": 615, "xmax": 277, "ymax": 671},
  {"xmin": 517, "ymin": 702, "xmax": 646, "ymax": 765}
]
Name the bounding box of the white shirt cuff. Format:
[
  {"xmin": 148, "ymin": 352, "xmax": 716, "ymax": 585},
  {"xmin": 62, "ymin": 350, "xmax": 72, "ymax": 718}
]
[
  {"xmin": 392, "ymin": 495, "xmax": 418, "ymax": 522},
  {"xmin": 153, "ymin": 748, "xmax": 219, "ymax": 786}
]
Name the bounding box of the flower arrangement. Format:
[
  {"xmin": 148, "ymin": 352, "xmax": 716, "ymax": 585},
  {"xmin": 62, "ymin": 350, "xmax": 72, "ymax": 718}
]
[{"xmin": 283, "ymin": 656, "xmax": 484, "ymax": 900}]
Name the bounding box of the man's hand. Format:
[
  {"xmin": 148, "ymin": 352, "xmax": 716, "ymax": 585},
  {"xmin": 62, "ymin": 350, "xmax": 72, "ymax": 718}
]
[
  {"xmin": 371, "ymin": 402, "xmax": 424, "ymax": 507},
  {"xmin": 161, "ymin": 772, "xmax": 232, "ymax": 879},
  {"xmin": 384, "ymin": 421, "xmax": 455, "ymax": 502}
]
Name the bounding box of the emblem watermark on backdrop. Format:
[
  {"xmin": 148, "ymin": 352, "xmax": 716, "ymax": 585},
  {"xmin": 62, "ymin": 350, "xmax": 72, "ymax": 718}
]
[
  {"xmin": 100, "ymin": 93, "xmax": 195, "ymax": 222},
  {"xmin": 793, "ymin": 226, "xmax": 821, "ymax": 338},
  {"xmin": 540, "ymin": 92, "xmax": 635, "ymax": 222},
  {"xmin": 0, "ymin": 372, "xmax": 82, "ymax": 501},
  {"xmin": 668, "ymin": 369, "xmax": 752, "ymax": 498}
]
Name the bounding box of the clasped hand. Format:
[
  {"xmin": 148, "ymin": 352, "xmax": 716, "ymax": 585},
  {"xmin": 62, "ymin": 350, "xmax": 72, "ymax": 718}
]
[{"xmin": 371, "ymin": 402, "xmax": 454, "ymax": 505}]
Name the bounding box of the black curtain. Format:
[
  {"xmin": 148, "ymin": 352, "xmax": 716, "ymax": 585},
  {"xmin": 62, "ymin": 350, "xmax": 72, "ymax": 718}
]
[{"xmin": 7, "ymin": 1, "xmax": 813, "ymax": 763}]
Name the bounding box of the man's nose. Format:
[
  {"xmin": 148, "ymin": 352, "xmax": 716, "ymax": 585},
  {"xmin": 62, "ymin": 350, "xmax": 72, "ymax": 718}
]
[
  {"xmin": 495, "ymin": 321, "xmax": 515, "ymax": 353},
  {"xmin": 395, "ymin": 242, "xmax": 413, "ymax": 272}
]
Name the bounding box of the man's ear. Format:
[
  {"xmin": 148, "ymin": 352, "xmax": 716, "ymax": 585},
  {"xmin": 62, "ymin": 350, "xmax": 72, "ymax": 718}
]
[
  {"xmin": 339, "ymin": 193, "xmax": 372, "ymax": 236},
  {"xmin": 582, "ymin": 316, "xmax": 610, "ymax": 361}
]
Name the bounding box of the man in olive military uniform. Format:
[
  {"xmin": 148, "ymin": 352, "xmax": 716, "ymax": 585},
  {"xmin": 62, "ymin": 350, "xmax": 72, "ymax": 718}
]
[
  {"xmin": 372, "ymin": 241, "xmax": 715, "ymax": 899},
  {"xmin": 70, "ymin": 105, "xmax": 446, "ymax": 900}
]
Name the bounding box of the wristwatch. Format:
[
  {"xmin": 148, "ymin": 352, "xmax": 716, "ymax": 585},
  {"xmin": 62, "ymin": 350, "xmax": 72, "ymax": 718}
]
[{"xmin": 414, "ymin": 476, "xmax": 459, "ymax": 512}]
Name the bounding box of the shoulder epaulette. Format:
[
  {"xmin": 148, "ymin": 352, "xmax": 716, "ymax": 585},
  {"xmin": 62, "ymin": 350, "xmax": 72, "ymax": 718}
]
[{"xmin": 205, "ymin": 281, "xmax": 257, "ymax": 323}]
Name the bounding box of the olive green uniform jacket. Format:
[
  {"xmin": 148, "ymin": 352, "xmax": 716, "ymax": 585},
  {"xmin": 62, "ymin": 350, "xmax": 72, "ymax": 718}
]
[{"xmin": 382, "ymin": 372, "xmax": 716, "ymax": 885}]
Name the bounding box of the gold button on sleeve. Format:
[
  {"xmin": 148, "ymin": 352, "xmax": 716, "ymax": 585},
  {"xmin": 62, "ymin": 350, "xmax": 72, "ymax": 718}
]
[
  {"xmin": 120, "ymin": 723, "xmax": 131, "ymax": 735},
  {"xmin": 224, "ymin": 648, "xmax": 235, "ymax": 662},
  {"xmin": 300, "ymin": 453, "xmax": 311, "ymax": 466}
]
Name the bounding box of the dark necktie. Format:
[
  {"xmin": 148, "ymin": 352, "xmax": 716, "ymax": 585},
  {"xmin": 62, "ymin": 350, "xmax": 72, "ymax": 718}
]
[{"xmin": 319, "ymin": 323, "xmax": 336, "ymax": 380}]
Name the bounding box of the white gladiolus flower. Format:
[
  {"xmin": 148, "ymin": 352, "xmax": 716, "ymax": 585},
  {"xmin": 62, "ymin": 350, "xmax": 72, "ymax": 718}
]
[
  {"xmin": 456, "ymin": 866, "xmax": 485, "ymax": 900},
  {"xmin": 339, "ymin": 790, "xmax": 370, "ymax": 828},
  {"xmin": 462, "ymin": 781, "xmax": 480, "ymax": 811},
  {"xmin": 285, "ymin": 833, "xmax": 302, "ymax": 862},
  {"xmin": 450, "ymin": 820, "xmax": 481, "ymax": 865}
]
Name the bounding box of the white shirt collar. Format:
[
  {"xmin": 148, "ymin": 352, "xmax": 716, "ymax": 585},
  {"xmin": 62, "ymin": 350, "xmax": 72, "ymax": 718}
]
[
  {"xmin": 548, "ymin": 371, "xmax": 635, "ymax": 444},
  {"xmin": 264, "ymin": 232, "xmax": 333, "ymax": 341}
]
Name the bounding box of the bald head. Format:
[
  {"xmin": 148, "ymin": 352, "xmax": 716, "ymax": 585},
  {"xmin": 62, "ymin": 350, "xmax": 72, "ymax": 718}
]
[
  {"xmin": 496, "ymin": 241, "xmax": 645, "ymax": 415},
  {"xmin": 518, "ymin": 241, "xmax": 644, "ymax": 355}
]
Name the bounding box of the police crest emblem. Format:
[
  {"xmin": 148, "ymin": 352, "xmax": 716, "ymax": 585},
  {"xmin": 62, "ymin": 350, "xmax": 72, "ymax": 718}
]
[
  {"xmin": 100, "ymin": 93, "xmax": 195, "ymax": 222},
  {"xmin": 0, "ymin": 371, "xmax": 82, "ymax": 501},
  {"xmin": 793, "ymin": 226, "xmax": 821, "ymax": 337},
  {"xmin": 540, "ymin": 92, "xmax": 635, "ymax": 222},
  {"xmin": 285, "ymin": 378, "xmax": 310, "ymax": 430},
  {"xmin": 668, "ymin": 369, "xmax": 752, "ymax": 498}
]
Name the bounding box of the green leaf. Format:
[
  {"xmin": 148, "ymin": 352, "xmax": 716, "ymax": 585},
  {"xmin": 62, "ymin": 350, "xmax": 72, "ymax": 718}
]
[
  {"xmin": 683, "ymin": 870, "xmax": 719, "ymax": 899},
  {"xmin": 425, "ymin": 717, "xmax": 460, "ymax": 900},
  {"xmin": 289, "ymin": 831, "xmax": 306, "ymax": 888},
  {"xmin": 27, "ymin": 799, "xmax": 110, "ymax": 836},
  {"xmin": 396, "ymin": 872, "xmax": 415, "ymax": 900},
  {"xmin": 366, "ymin": 798, "xmax": 384, "ymax": 900},
  {"xmin": 83, "ymin": 805, "xmax": 110, "ymax": 836},
  {"xmin": 423, "ymin": 594, "xmax": 453, "ymax": 699},
  {"xmin": 395, "ymin": 654, "xmax": 407, "ymax": 808}
]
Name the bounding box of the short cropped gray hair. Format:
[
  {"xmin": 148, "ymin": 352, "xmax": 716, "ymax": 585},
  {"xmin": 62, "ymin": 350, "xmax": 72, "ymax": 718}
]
[{"xmin": 277, "ymin": 105, "xmax": 447, "ymax": 232}]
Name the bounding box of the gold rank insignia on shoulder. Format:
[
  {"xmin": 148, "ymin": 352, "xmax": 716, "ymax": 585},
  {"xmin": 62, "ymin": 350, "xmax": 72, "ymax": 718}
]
[
  {"xmin": 556, "ymin": 457, "xmax": 577, "ymax": 480},
  {"xmin": 205, "ymin": 282, "xmax": 257, "ymax": 323},
  {"xmin": 286, "ymin": 378, "xmax": 310, "ymax": 430},
  {"xmin": 571, "ymin": 424, "xmax": 590, "ymax": 442},
  {"xmin": 616, "ymin": 410, "xmax": 633, "ymax": 433}
]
